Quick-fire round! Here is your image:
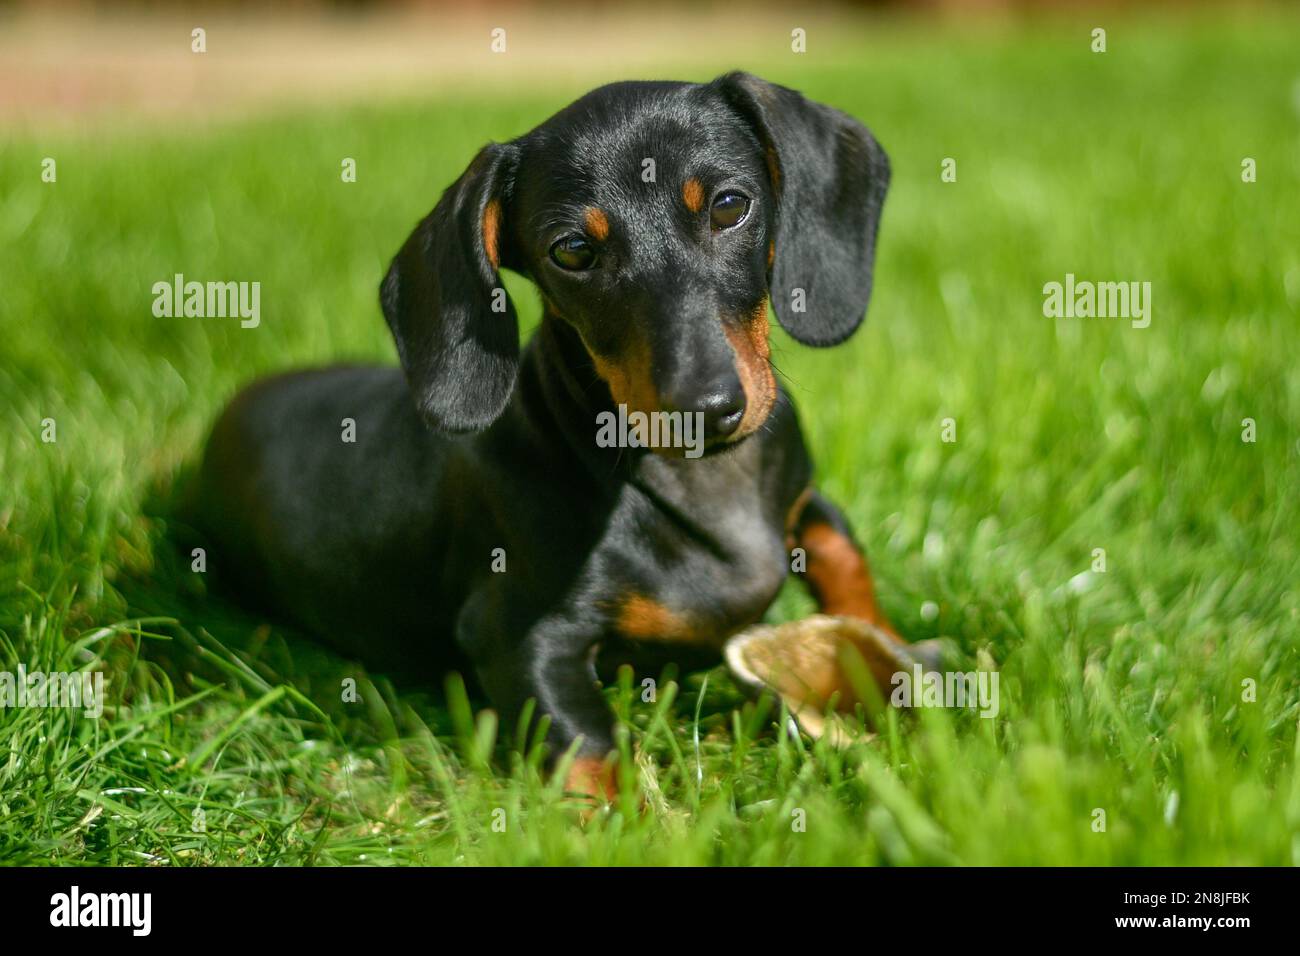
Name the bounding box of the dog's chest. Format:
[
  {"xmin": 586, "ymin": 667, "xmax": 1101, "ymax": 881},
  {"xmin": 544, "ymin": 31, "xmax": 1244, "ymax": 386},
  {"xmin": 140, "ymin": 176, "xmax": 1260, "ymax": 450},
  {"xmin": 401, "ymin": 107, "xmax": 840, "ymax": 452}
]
[{"xmin": 610, "ymin": 454, "xmax": 789, "ymax": 647}]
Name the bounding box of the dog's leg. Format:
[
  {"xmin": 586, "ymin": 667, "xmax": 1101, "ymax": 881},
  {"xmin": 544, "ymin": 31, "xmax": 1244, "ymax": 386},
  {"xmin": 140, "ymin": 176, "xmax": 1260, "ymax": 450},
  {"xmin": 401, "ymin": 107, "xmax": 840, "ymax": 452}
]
[
  {"xmin": 789, "ymin": 489, "xmax": 901, "ymax": 636},
  {"xmin": 787, "ymin": 489, "xmax": 925, "ymax": 690},
  {"xmin": 459, "ymin": 600, "xmax": 617, "ymax": 804}
]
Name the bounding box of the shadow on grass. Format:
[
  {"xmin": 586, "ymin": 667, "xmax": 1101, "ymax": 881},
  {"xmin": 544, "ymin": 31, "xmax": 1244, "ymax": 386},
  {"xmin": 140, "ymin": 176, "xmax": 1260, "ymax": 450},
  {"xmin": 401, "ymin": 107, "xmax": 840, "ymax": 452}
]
[
  {"xmin": 113, "ymin": 460, "xmax": 765, "ymax": 785},
  {"xmin": 113, "ymin": 463, "xmax": 467, "ymax": 750}
]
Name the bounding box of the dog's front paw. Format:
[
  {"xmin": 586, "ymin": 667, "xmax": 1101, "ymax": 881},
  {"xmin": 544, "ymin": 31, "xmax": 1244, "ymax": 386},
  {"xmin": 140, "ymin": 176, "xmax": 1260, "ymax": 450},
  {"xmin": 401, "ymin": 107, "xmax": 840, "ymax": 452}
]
[{"xmin": 563, "ymin": 755, "xmax": 618, "ymax": 808}]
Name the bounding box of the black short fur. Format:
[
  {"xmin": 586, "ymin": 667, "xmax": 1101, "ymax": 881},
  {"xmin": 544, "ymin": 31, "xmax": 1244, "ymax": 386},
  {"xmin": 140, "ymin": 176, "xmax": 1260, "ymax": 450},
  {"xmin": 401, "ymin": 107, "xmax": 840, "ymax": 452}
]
[{"xmin": 192, "ymin": 72, "xmax": 894, "ymax": 764}]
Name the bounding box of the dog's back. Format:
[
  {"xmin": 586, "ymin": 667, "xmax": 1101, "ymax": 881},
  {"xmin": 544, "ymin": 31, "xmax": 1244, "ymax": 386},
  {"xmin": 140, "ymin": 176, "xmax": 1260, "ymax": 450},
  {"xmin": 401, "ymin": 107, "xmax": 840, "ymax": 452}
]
[{"xmin": 191, "ymin": 365, "xmax": 466, "ymax": 673}]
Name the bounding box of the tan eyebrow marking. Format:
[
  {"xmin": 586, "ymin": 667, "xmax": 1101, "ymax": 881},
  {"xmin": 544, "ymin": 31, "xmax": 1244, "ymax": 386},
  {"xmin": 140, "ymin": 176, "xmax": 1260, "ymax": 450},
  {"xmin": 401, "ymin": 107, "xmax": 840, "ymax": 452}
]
[
  {"xmin": 584, "ymin": 207, "xmax": 610, "ymax": 241},
  {"xmin": 682, "ymin": 178, "xmax": 705, "ymax": 213},
  {"xmin": 482, "ymin": 199, "xmax": 502, "ymax": 270}
]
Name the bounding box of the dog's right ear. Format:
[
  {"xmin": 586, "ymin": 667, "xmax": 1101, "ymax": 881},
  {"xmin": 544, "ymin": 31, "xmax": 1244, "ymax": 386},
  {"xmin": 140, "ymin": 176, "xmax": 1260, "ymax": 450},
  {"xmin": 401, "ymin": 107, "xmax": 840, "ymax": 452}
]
[
  {"xmin": 715, "ymin": 72, "xmax": 890, "ymax": 348},
  {"xmin": 380, "ymin": 143, "xmax": 520, "ymax": 433}
]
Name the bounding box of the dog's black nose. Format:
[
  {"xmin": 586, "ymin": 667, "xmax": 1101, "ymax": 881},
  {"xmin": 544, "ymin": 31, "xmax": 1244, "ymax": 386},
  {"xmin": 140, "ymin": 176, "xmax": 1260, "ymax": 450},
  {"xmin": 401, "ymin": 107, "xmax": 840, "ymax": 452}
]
[
  {"xmin": 662, "ymin": 378, "xmax": 747, "ymax": 443},
  {"xmin": 699, "ymin": 389, "xmax": 746, "ymax": 440}
]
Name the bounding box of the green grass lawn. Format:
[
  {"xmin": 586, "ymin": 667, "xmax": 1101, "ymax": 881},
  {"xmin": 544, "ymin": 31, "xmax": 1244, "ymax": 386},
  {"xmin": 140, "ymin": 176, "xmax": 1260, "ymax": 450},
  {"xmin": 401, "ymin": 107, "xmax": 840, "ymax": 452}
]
[{"xmin": 2, "ymin": 11, "xmax": 1298, "ymax": 865}]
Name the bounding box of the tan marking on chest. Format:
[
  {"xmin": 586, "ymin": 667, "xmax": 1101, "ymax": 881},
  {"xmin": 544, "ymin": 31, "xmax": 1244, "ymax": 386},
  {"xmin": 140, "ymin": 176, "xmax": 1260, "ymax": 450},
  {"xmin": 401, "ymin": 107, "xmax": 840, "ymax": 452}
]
[{"xmin": 617, "ymin": 594, "xmax": 700, "ymax": 643}]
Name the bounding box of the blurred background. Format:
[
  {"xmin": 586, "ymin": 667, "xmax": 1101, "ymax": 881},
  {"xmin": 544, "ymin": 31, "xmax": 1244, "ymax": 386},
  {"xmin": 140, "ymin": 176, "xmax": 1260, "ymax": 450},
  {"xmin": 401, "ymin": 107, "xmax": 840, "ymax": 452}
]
[
  {"xmin": 3, "ymin": 1, "xmax": 1279, "ymax": 129},
  {"xmin": 2, "ymin": 0, "xmax": 1298, "ymax": 865}
]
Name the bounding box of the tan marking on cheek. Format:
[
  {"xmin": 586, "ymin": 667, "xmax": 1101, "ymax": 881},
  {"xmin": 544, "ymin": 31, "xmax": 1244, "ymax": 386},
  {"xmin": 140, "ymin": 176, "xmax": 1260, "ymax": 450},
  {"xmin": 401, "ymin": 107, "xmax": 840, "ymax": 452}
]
[
  {"xmin": 750, "ymin": 301, "xmax": 772, "ymax": 359},
  {"xmin": 682, "ymin": 178, "xmax": 705, "ymax": 214},
  {"xmin": 584, "ymin": 207, "xmax": 609, "ymax": 241},
  {"xmin": 590, "ymin": 336, "xmax": 659, "ymax": 444},
  {"xmin": 482, "ymin": 199, "xmax": 502, "ymax": 270},
  {"xmin": 724, "ymin": 301, "xmax": 777, "ymax": 439},
  {"xmin": 767, "ymin": 240, "xmax": 776, "ymax": 269}
]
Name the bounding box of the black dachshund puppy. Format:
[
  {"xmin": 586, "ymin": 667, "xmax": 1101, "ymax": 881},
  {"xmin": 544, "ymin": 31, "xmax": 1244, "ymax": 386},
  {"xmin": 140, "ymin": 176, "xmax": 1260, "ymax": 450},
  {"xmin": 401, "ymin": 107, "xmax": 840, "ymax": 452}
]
[{"xmin": 193, "ymin": 72, "xmax": 913, "ymax": 799}]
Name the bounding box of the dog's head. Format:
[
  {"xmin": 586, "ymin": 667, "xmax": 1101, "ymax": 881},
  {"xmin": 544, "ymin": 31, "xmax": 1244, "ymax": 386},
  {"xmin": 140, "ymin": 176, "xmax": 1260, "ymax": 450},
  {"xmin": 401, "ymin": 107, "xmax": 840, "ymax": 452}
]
[{"xmin": 380, "ymin": 72, "xmax": 890, "ymax": 448}]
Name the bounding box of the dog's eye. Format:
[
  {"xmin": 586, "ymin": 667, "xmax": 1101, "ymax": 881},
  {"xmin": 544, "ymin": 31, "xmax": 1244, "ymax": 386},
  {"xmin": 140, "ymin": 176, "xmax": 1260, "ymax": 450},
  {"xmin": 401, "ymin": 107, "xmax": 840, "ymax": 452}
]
[
  {"xmin": 710, "ymin": 192, "xmax": 750, "ymax": 231},
  {"xmin": 549, "ymin": 236, "xmax": 596, "ymax": 271}
]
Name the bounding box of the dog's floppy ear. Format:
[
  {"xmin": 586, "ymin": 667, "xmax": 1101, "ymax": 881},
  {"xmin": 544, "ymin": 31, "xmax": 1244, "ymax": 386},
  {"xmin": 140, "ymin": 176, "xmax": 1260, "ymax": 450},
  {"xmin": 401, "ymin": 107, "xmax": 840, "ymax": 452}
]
[
  {"xmin": 380, "ymin": 143, "xmax": 520, "ymax": 432},
  {"xmin": 716, "ymin": 72, "xmax": 890, "ymax": 347}
]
